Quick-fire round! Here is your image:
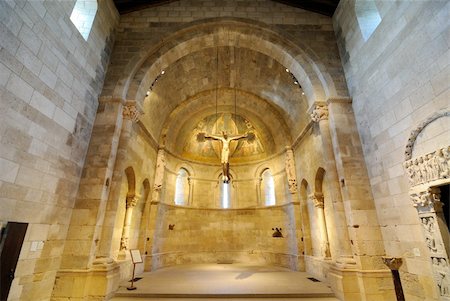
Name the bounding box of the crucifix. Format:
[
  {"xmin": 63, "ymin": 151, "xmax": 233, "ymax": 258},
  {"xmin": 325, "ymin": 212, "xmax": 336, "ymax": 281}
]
[{"xmin": 197, "ymin": 130, "xmax": 254, "ymax": 183}]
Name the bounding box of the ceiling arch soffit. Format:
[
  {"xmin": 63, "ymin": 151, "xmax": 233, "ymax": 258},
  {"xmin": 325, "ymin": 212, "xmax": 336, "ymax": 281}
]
[
  {"xmin": 160, "ymin": 89, "xmax": 292, "ymax": 151},
  {"xmin": 113, "ymin": 18, "xmax": 337, "ymax": 108}
]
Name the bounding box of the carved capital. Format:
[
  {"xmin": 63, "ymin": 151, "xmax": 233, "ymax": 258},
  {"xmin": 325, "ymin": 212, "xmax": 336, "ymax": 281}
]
[
  {"xmin": 122, "ymin": 104, "xmax": 140, "ymax": 122},
  {"xmin": 120, "ymin": 237, "xmax": 128, "ymax": 250},
  {"xmin": 310, "ymin": 193, "xmax": 324, "ymax": 208},
  {"xmin": 126, "ymin": 194, "xmax": 139, "ymax": 209},
  {"xmin": 311, "ymin": 104, "xmax": 329, "ymax": 123},
  {"xmin": 382, "ymin": 257, "xmax": 403, "ymax": 270},
  {"xmin": 410, "ymin": 187, "xmax": 441, "ymax": 210}
]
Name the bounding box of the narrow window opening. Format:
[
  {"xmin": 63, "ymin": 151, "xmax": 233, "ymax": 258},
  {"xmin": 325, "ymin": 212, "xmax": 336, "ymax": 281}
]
[
  {"xmin": 70, "ymin": 0, "xmax": 98, "ymax": 40},
  {"xmin": 219, "ymin": 175, "xmax": 231, "ymax": 209},
  {"xmin": 355, "ymin": 0, "xmax": 381, "ymax": 41},
  {"xmin": 439, "ymin": 184, "xmax": 449, "ymax": 232},
  {"xmin": 174, "ymin": 168, "xmax": 189, "ymax": 205},
  {"xmin": 262, "ymin": 169, "xmax": 276, "ymax": 206}
]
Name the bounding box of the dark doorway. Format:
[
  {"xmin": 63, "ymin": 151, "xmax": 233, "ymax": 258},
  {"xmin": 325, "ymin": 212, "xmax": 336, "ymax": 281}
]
[
  {"xmin": 439, "ymin": 184, "xmax": 449, "ymax": 232},
  {"xmin": 0, "ymin": 222, "xmax": 28, "ymax": 301}
]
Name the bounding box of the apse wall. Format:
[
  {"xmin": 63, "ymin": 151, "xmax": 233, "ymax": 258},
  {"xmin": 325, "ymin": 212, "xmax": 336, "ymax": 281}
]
[
  {"xmin": 0, "ymin": 0, "xmax": 118, "ymax": 300},
  {"xmin": 163, "ymin": 152, "xmax": 291, "ymax": 208},
  {"xmin": 151, "ymin": 203, "xmax": 300, "ymax": 270},
  {"xmin": 334, "ymin": 1, "xmax": 449, "ymax": 300}
]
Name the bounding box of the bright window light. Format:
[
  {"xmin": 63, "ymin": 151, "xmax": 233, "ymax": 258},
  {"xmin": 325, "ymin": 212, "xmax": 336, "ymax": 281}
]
[{"xmin": 70, "ymin": 0, "xmax": 98, "ymax": 40}]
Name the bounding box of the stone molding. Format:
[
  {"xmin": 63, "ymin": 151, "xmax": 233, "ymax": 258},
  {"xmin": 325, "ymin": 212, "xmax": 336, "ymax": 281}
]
[
  {"xmin": 122, "ymin": 104, "xmax": 140, "ymax": 122},
  {"xmin": 404, "ymin": 109, "xmax": 450, "ymax": 161},
  {"xmin": 382, "ymin": 257, "xmax": 403, "ymax": 270},
  {"xmin": 404, "ymin": 146, "xmax": 450, "ymax": 186},
  {"xmin": 310, "ymin": 104, "xmax": 329, "ymax": 123}
]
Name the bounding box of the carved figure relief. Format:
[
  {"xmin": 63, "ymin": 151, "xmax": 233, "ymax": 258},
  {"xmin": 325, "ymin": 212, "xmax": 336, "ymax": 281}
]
[
  {"xmin": 285, "ymin": 147, "xmax": 298, "ymax": 193},
  {"xmin": 310, "ymin": 104, "xmax": 329, "ymax": 123},
  {"xmin": 404, "ymin": 146, "xmax": 450, "ymax": 186},
  {"xmin": 153, "ymin": 149, "xmax": 166, "ymax": 191}
]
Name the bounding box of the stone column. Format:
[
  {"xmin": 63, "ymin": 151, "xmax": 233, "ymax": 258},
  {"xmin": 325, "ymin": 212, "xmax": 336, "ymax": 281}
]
[
  {"xmin": 142, "ymin": 148, "xmax": 166, "ymax": 270},
  {"xmin": 97, "ymin": 102, "xmax": 140, "ymax": 259},
  {"xmin": 310, "ymin": 103, "xmax": 354, "ymax": 265},
  {"xmin": 410, "ymin": 186, "xmax": 450, "ymax": 300},
  {"xmin": 120, "ymin": 194, "xmax": 139, "ymax": 250},
  {"xmin": 382, "ymin": 257, "xmax": 405, "ymax": 301},
  {"xmin": 52, "ymin": 98, "xmax": 126, "ymax": 300},
  {"xmin": 310, "ymin": 192, "xmax": 331, "ymax": 259},
  {"xmin": 59, "ymin": 98, "xmax": 125, "ymax": 270}
]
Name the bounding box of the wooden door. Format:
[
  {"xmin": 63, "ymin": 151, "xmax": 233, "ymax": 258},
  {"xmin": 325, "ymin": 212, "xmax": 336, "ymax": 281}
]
[{"xmin": 0, "ymin": 222, "xmax": 28, "ymax": 301}]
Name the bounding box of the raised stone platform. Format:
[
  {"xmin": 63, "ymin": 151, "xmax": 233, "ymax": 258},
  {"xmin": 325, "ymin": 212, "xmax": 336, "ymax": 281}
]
[{"xmin": 111, "ymin": 264, "xmax": 338, "ymax": 300}]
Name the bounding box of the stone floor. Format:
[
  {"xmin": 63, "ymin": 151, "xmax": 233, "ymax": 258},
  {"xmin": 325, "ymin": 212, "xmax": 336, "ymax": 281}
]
[{"xmin": 111, "ymin": 263, "xmax": 339, "ymax": 300}]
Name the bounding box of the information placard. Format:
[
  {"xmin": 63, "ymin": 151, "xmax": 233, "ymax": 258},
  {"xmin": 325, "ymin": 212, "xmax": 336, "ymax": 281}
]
[{"xmin": 130, "ymin": 249, "xmax": 143, "ymax": 264}]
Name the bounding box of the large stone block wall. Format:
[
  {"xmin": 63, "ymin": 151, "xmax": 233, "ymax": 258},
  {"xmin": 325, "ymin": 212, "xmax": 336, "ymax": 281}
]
[
  {"xmin": 151, "ymin": 202, "xmax": 299, "ymax": 270},
  {"xmin": 0, "ymin": 0, "xmax": 119, "ymax": 300},
  {"xmin": 334, "ymin": 1, "xmax": 449, "ymax": 300}
]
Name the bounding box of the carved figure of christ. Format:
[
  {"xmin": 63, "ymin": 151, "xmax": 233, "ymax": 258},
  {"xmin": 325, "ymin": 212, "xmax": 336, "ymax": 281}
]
[{"xmin": 202, "ymin": 131, "xmax": 249, "ymax": 183}]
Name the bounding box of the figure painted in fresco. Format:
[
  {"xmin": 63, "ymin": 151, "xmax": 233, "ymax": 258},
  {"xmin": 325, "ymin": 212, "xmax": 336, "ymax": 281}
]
[{"xmin": 198, "ymin": 131, "xmax": 254, "ymax": 183}]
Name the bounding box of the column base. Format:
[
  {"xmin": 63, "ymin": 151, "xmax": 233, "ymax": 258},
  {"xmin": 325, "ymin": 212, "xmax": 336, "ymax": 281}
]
[
  {"xmin": 328, "ymin": 265, "xmax": 395, "ymax": 301},
  {"xmin": 52, "ymin": 260, "xmax": 124, "ymax": 301}
]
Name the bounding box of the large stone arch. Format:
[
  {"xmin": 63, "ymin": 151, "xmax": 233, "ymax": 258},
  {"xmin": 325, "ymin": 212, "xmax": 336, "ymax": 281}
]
[{"xmin": 112, "ymin": 18, "xmax": 339, "ymax": 109}]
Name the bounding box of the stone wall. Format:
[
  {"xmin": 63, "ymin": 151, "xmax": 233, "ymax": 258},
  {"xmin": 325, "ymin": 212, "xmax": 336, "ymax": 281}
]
[
  {"xmin": 334, "ymin": 1, "xmax": 449, "ymax": 300},
  {"xmin": 150, "ymin": 202, "xmax": 299, "ymax": 270},
  {"xmin": 0, "ymin": 0, "xmax": 119, "ymax": 300}
]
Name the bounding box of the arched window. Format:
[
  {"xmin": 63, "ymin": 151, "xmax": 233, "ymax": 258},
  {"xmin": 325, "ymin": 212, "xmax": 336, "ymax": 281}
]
[
  {"xmin": 218, "ymin": 174, "xmax": 232, "ymax": 209},
  {"xmin": 174, "ymin": 168, "xmax": 189, "ymax": 205},
  {"xmin": 261, "ymin": 169, "xmax": 276, "ymax": 206},
  {"xmin": 221, "ymin": 181, "xmax": 231, "ymax": 209},
  {"xmin": 355, "ymin": 0, "xmax": 381, "ymax": 41},
  {"xmin": 70, "ymin": 0, "xmax": 98, "ymax": 40}
]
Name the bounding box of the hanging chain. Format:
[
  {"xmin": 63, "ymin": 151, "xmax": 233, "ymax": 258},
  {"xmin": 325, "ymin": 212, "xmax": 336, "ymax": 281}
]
[{"xmin": 215, "ymin": 47, "xmax": 219, "ymax": 133}]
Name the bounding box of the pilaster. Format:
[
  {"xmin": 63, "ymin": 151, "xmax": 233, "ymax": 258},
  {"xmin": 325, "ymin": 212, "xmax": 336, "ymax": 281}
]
[{"xmin": 309, "ymin": 101, "xmax": 355, "ymax": 266}]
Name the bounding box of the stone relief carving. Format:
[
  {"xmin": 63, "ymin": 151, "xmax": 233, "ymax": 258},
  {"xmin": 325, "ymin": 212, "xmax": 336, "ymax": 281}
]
[
  {"xmin": 122, "ymin": 104, "xmax": 140, "ymax": 122},
  {"xmin": 404, "ymin": 146, "xmax": 450, "ymax": 186},
  {"xmin": 285, "ymin": 147, "xmax": 298, "ymax": 193},
  {"xmin": 411, "ymin": 186, "xmax": 450, "ymax": 299},
  {"xmin": 437, "ymin": 270, "xmax": 450, "ymax": 298},
  {"xmin": 404, "ymin": 109, "xmax": 450, "ymax": 161},
  {"xmin": 310, "ymin": 104, "xmax": 329, "ymax": 123},
  {"xmin": 153, "ymin": 149, "xmax": 166, "ymax": 191},
  {"xmin": 410, "ymin": 187, "xmax": 441, "ymax": 209}
]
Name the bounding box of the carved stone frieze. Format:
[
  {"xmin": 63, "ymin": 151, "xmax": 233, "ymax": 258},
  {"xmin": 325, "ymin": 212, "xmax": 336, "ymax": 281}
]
[
  {"xmin": 310, "ymin": 104, "xmax": 329, "ymax": 123},
  {"xmin": 122, "ymin": 104, "xmax": 140, "ymax": 122},
  {"xmin": 404, "ymin": 146, "xmax": 450, "ymax": 186}
]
